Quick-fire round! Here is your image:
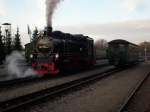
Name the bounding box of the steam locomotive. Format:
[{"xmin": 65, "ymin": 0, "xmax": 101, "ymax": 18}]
[{"xmin": 25, "ymin": 27, "xmax": 95, "ymax": 75}]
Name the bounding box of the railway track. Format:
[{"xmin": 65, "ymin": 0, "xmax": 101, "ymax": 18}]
[
  {"xmin": 118, "ymin": 71, "xmax": 150, "ymax": 112},
  {"xmin": 0, "ymin": 67, "xmax": 122, "ymax": 112},
  {"xmin": 0, "ymin": 62, "xmax": 108, "ymax": 88},
  {"xmin": 0, "ymin": 76, "xmax": 51, "ymax": 88}
]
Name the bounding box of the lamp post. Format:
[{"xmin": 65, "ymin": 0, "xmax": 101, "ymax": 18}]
[{"xmin": 2, "ymin": 23, "xmax": 11, "ymax": 44}]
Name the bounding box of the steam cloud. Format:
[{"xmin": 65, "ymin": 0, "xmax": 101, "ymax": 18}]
[
  {"xmin": 46, "ymin": 0, "xmax": 63, "ymax": 27},
  {"xmin": 5, "ymin": 51, "xmax": 36, "ymax": 78}
]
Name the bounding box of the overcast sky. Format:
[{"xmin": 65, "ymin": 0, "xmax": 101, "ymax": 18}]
[{"xmin": 0, "ymin": 0, "xmax": 150, "ymax": 45}]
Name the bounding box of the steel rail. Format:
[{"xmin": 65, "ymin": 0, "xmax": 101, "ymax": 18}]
[
  {"xmin": 0, "ymin": 67, "xmax": 122, "ymax": 112},
  {"xmin": 118, "ymin": 71, "xmax": 150, "ymax": 112},
  {"xmin": 0, "ymin": 63, "xmax": 109, "ymax": 88}
]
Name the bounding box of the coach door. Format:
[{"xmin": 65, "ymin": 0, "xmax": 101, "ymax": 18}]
[{"xmin": 87, "ymin": 39, "xmax": 94, "ymax": 60}]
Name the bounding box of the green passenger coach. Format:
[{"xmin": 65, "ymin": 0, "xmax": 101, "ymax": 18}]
[{"xmin": 107, "ymin": 39, "xmax": 139, "ymax": 66}]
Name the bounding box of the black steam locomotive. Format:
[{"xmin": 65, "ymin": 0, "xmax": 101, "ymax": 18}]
[{"xmin": 25, "ymin": 27, "xmax": 95, "ymax": 75}]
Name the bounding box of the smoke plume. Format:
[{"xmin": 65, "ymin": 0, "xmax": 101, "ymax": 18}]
[
  {"xmin": 5, "ymin": 51, "xmax": 36, "ymax": 78},
  {"xmin": 46, "ymin": 0, "xmax": 62, "ymax": 27}
]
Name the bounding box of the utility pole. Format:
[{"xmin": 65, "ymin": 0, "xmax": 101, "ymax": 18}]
[
  {"xmin": 144, "ymin": 41, "xmax": 147, "ymax": 62},
  {"xmin": 0, "ymin": 26, "xmax": 1, "ymax": 35}
]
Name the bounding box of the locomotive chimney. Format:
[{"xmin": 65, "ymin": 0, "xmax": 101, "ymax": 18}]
[
  {"xmin": 44, "ymin": 26, "xmax": 53, "ymax": 36},
  {"xmin": 47, "ymin": 26, "xmax": 52, "ymax": 36}
]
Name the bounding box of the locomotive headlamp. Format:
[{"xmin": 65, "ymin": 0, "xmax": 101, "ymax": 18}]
[
  {"xmin": 30, "ymin": 54, "xmax": 33, "ymax": 58},
  {"xmin": 55, "ymin": 53, "xmax": 59, "ymax": 59}
]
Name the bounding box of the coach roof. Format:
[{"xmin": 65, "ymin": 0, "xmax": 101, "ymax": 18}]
[{"xmin": 108, "ymin": 39, "xmax": 138, "ymax": 47}]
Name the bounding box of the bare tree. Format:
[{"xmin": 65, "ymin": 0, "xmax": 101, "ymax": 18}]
[{"xmin": 95, "ymin": 39, "xmax": 108, "ymax": 49}]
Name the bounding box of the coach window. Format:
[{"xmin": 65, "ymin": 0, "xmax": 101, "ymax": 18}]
[{"xmin": 119, "ymin": 44, "xmax": 125, "ymax": 51}]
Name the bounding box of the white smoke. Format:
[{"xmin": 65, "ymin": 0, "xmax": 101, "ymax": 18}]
[
  {"xmin": 5, "ymin": 51, "xmax": 36, "ymax": 78},
  {"xmin": 46, "ymin": 0, "xmax": 63, "ymax": 27}
]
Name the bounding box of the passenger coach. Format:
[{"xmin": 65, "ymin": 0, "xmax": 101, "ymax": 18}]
[{"xmin": 107, "ymin": 39, "xmax": 139, "ymax": 66}]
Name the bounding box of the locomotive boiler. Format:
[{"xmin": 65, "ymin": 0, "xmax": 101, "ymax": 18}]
[{"xmin": 30, "ymin": 27, "xmax": 60, "ymax": 75}]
